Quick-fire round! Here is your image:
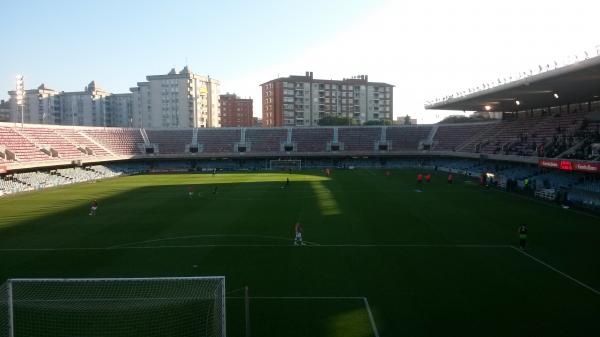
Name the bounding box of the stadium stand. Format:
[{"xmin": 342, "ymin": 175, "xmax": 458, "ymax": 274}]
[
  {"xmin": 146, "ymin": 129, "xmax": 193, "ymax": 154},
  {"xmin": 20, "ymin": 128, "xmax": 86, "ymax": 159},
  {"xmin": 246, "ymin": 128, "xmax": 287, "ymax": 153},
  {"xmin": 55, "ymin": 128, "xmax": 111, "ymax": 156},
  {"xmin": 433, "ymin": 123, "xmax": 483, "ymax": 152},
  {"xmin": 0, "ymin": 175, "xmax": 31, "ymax": 194},
  {"xmin": 387, "ymin": 125, "xmax": 432, "ymax": 151},
  {"xmin": 338, "ymin": 127, "xmax": 380, "ymax": 151},
  {"xmin": 1, "ymin": 114, "xmax": 598, "ymax": 163},
  {"xmin": 83, "ymin": 128, "xmax": 145, "ymax": 155},
  {"xmin": 291, "ymin": 128, "xmax": 332, "ymax": 152},
  {"xmin": 197, "ymin": 128, "xmax": 239, "ymax": 153},
  {"xmin": 0, "ymin": 163, "xmax": 151, "ymax": 196},
  {"xmin": 0, "ymin": 127, "xmax": 52, "ymax": 162},
  {"xmin": 434, "ymin": 111, "xmax": 592, "ymax": 157}
]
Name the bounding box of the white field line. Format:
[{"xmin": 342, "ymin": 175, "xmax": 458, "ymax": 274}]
[
  {"xmin": 363, "ymin": 297, "xmax": 381, "ymax": 337},
  {"xmin": 107, "ymin": 234, "xmax": 321, "ymax": 249},
  {"xmin": 227, "ymin": 296, "xmax": 364, "ymax": 300},
  {"xmin": 0, "ymin": 243, "xmax": 510, "ymax": 252},
  {"xmin": 510, "ymin": 246, "xmax": 600, "ymax": 296},
  {"xmin": 227, "ymin": 295, "xmax": 380, "ymax": 337},
  {"xmin": 3, "ymin": 244, "xmax": 597, "ymax": 298},
  {"xmin": 13, "ymin": 296, "xmax": 366, "ymax": 303}
]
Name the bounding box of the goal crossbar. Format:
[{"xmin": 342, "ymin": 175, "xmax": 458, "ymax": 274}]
[
  {"xmin": 269, "ymin": 159, "xmax": 302, "ymax": 170},
  {"xmin": 7, "ymin": 277, "xmax": 224, "ymax": 282}
]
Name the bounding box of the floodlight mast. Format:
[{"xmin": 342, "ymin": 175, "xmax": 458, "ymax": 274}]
[{"xmin": 15, "ymin": 75, "xmax": 25, "ymax": 128}]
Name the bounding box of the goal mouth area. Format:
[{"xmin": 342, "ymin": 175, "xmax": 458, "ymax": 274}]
[
  {"xmin": 1, "ymin": 277, "xmax": 226, "ymax": 337},
  {"xmin": 269, "ymin": 159, "xmax": 302, "ymax": 171},
  {"xmin": 226, "ymin": 296, "xmax": 379, "ymax": 337}
]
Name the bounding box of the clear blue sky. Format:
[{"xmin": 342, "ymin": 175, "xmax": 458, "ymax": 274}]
[
  {"xmin": 2, "ymin": 0, "xmax": 599, "ymax": 123},
  {"xmin": 0, "ymin": 0, "xmax": 386, "ymax": 101}
]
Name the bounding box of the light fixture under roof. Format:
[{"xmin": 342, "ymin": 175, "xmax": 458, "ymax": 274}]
[
  {"xmin": 515, "ymin": 100, "xmax": 521, "ymax": 106},
  {"xmin": 553, "ymin": 93, "xmax": 559, "ymax": 99},
  {"xmin": 484, "ymin": 105, "xmax": 492, "ymax": 111}
]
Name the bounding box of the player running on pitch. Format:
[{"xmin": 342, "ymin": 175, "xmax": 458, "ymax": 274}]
[
  {"xmin": 89, "ymin": 200, "xmax": 98, "ymax": 216},
  {"xmin": 294, "ymin": 221, "xmax": 304, "ymax": 246},
  {"xmin": 188, "ymin": 186, "xmax": 194, "ymax": 198}
]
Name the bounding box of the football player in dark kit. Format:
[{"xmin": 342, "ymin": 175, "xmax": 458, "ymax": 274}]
[{"xmin": 518, "ymin": 224, "xmax": 528, "ymax": 251}]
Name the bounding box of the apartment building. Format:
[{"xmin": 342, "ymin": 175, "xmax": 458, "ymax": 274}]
[
  {"xmin": 130, "ymin": 67, "xmax": 220, "ymax": 128},
  {"xmin": 261, "ymin": 72, "xmax": 393, "ymax": 127},
  {"xmin": 219, "ymin": 93, "xmax": 253, "ymax": 127},
  {"xmin": 0, "ymin": 100, "xmax": 10, "ymax": 122},
  {"xmin": 7, "ymin": 67, "xmax": 220, "ymax": 128},
  {"xmin": 59, "ymin": 81, "xmax": 114, "ymax": 127},
  {"xmin": 8, "ymin": 84, "xmax": 60, "ymax": 125},
  {"xmin": 8, "ymin": 82, "xmax": 125, "ymax": 127}
]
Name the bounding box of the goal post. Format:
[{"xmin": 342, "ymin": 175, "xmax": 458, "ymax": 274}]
[
  {"xmin": 0, "ymin": 281, "xmax": 14, "ymax": 337},
  {"xmin": 269, "ymin": 159, "xmax": 302, "ymax": 171},
  {"xmin": 1, "ymin": 277, "xmax": 225, "ymax": 337}
]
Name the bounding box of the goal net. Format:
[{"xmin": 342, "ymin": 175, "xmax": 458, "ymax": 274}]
[
  {"xmin": 0, "ymin": 277, "xmax": 225, "ymax": 337},
  {"xmin": 269, "ymin": 159, "xmax": 302, "ymax": 171}
]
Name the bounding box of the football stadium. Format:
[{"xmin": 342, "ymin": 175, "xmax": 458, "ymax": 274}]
[
  {"xmin": 2, "ymin": 3, "xmax": 600, "ymax": 336},
  {"xmin": 1, "ymin": 54, "xmax": 600, "ymax": 336}
]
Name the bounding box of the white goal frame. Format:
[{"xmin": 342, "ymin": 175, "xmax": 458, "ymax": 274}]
[
  {"xmin": 2, "ymin": 276, "xmax": 226, "ymax": 337},
  {"xmin": 269, "ymin": 159, "xmax": 302, "ymax": 171}
]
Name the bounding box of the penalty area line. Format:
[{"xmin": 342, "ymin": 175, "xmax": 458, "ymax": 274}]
[
  {"xmin": 227, "ymin": 296, "xmax": 364, "ymax": 300},
  {"xmin": 363, "ymin": 297, "xmax": 380, "ymax": 337},
  {"xmin": 227, "ymin": 295, "xmax": 380, "ymax": 337},
  {"xmin": 510, "ymin": 246, "xmax": 599, "ymax": 296}
]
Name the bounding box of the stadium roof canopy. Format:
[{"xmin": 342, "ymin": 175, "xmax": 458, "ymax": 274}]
[{"xmin": 425, "ymin": 54, "xmax": 600, "ymax": 112}]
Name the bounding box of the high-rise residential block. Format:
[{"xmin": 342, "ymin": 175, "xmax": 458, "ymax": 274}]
[
  {"xmin": 261, "ymin": 72, "xmax": 393, "ymax": 127},
  {"xmin": 219, "ymin": 94, "xmax": 253, "ymax": 127}
]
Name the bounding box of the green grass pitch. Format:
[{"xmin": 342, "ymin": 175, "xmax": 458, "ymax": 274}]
[{"xmin": 0, "ymin": 170, "xmax": 598, "ymax": 337}]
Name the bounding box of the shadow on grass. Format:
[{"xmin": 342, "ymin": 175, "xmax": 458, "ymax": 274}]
[
  {"xmin": 0, "ymin": 172, "xmax": 338, "ymax": 248},
  {"xmin": 227, "ymin": 297, "xmax": 375, "ymax": 337}
]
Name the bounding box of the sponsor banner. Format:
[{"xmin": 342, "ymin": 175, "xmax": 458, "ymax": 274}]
[
  {"xmin": 538, "ymin": 159, "xmax": 600, "ymax": 173},
  {"xmin": 573, "ymin": 162, "xmax": 600, "ymax": 173},
  {"xmin": 559, "ymin": 160, "xmax": 573, "ymax": 171},
  {"xmin": 538, "ymin": 159, "xmax": 560, "ymax": 169}
]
